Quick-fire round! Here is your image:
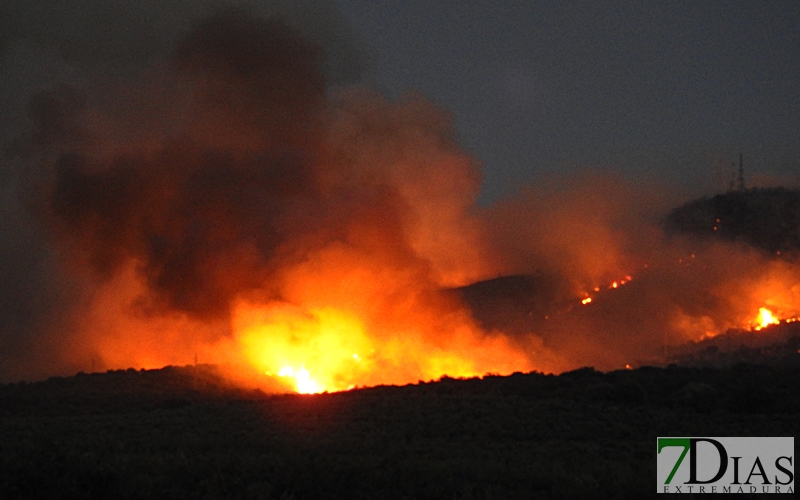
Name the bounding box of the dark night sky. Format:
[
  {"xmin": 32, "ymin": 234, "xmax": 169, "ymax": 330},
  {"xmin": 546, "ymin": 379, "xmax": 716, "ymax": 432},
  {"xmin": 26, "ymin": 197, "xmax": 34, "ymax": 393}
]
[{"xmin": 333, "ymin": 0, "xmax": 800, "ymax": 201}]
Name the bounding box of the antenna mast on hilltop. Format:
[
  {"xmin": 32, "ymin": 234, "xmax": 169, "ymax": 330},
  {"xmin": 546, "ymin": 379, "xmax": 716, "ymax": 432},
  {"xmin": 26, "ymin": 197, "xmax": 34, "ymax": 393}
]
[{"xmin": 737, "ymin": 152, "xmax": 746, "ymax": 192}]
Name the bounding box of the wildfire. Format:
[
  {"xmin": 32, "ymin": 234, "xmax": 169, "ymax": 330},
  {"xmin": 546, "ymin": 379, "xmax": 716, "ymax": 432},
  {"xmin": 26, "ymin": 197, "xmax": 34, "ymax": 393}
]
[
  {"xmin": 233, "ymin": 295, "xmax": 532, "ymax": 394},
  {"xmin": 748, "ymin": 308, "xmax": 800, "ymax": 331},
  {"xmin": 748, "ymin": 307, "xmax": 800, "ymax": 331},
  {"xmin": 237, "ymin": 304, "xmax": 374, "ymax": 393},
  {"xmin": 580, "ymin": 275, "xmax": 633, "ymax": 305},
  {"xmin": 753, "ymin": 308, "xmax": 780, "ymax": 330},
  {"xmin": 17, "ymin": 4, "xmax": 800, "ymax": 389},
  {"xmin": 277, "ymin": 366, "xmax": 322, "ymax": 394}
]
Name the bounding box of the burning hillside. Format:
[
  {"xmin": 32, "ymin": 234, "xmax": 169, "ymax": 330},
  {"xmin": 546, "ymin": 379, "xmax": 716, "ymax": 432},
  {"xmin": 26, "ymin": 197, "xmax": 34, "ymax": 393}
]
[
  {"xmin": 2, "ymin": 8, "xmax": 800, "ymax": 390},
  {"xmin": 7, "ymin": 9, "xmax": 530, "ymax": 391}
]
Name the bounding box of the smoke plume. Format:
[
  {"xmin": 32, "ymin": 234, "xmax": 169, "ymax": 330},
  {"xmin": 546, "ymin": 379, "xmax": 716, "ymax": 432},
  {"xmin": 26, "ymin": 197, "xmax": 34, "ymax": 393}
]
[
  {"xmin": 478, "ymin": 173, "xmax": 800, "ymax": 372},
  {"xmin": 2, "ymin": 2, "xmax": 798, "ymax": 386},
  {"xmin": 3, "ymin": 6, "xmax": 511, "ymax": 387}
]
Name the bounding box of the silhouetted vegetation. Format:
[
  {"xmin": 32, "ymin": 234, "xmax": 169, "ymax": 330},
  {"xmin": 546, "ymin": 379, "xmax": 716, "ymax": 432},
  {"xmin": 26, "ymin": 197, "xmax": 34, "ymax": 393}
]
[
  {"xmin": 2, "ymin": 357, "xmax": 799, "ymax": 499},
  {"xmin": 667, "ymin": 321, "xmax": 800, "ymax": 368},
  {"xmin": 665, "ymin": 187, "xmax": 800, "ymax": 256}
]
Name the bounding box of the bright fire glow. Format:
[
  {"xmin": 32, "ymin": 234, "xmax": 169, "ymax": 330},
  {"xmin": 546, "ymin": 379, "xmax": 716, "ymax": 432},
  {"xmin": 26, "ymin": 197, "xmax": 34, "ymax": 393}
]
[
  {"xmin": 35, "ymin": 13, "xmax": 800, "ymax": 390},
  {"xmin": 237, "ymin": 304, "xmax": 374, "ymax": 393},
  {"xmin": 277, "ymin": 366, "xmax": 322, "ymax": 394},
  {"xmin": 234, "ymin": 299, "xmax": 531, "ymax": 393},
  {"xmin": 753, "ymin": 307, "xmax": 780, "ymax": 331}
]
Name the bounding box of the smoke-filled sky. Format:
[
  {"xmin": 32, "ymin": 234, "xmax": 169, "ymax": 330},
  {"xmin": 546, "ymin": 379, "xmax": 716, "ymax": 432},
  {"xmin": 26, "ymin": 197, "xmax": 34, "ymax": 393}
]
[
  {"xmin": 334, "ymin": 0, "xmax": 800, "ymax": 201},
  {"xmin": 3, "ymin": 1, "xmax": 799, "ymax": 198},
  {"xmin": 1, "ymin": 0, "xmax": 799, "ymax": 385}
]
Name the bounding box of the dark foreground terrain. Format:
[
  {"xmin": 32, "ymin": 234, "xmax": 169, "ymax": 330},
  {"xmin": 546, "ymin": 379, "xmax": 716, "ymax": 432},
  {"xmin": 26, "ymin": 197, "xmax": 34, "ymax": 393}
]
[{"xmin": 2, "ymin": 352, "xmax": 799, "ymax": 500}]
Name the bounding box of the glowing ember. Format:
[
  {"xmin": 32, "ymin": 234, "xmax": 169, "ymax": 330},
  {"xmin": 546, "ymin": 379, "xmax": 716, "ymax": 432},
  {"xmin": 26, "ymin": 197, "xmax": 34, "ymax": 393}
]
[
  {"xmin": 753, "ymin": 308, "xmax": 780, "ymax": 331},
  {"xmin": 580, "ymin": 275, "xmax": 633, "ymax": 305}
]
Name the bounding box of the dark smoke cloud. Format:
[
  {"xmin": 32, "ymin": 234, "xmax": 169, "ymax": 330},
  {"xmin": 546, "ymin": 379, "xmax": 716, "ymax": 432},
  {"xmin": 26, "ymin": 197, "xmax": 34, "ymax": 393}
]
[
  {"xmin": 0, "ymin": 2, "xmax": 367, "ymax": 381},
  {"xmin": 3, "ymin": 5, "xmax": 491, "ymax": 382},
  {"xmin": 0, "ymin": 0, "xmax": 366, "ymax": 81},
  {"xmin": 3, "ymin": 2, "xmax": 798, "ymax": 384},
  {"xmin": 46, "ymin": 10, "xmax": 327, "ymax": 320}
]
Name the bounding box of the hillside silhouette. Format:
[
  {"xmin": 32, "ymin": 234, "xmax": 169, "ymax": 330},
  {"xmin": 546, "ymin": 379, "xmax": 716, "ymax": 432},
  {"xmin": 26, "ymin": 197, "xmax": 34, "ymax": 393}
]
[
  {"xmin": 665, "ymin": 187, "xmax": 800, "ymax": 255},
  {"xmin": 2, "ymin": 356, "xmax": 799, "ymax": 499},
  {"xmin": 449, "ymin": 273, "xmax": 573, "ymax": 336}
]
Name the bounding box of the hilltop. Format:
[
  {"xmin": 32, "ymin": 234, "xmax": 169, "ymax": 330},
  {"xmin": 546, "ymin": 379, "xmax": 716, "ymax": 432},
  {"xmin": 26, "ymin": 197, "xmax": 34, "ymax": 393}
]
[{"xmin": 665, "ymin": 187, "xmax": 800, "ymax": 256}]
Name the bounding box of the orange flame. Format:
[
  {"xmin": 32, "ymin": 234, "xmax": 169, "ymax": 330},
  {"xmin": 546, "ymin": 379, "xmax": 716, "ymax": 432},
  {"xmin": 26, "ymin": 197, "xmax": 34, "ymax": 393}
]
[
  {"xmin": 236, "ymin": 304, "xmax": 374, "ymax": 393},
  {"xmin": 753, "ymin": 307, "xmax": 780, "ymax": 331},
  {"xmin": 580, "ymin": 274, "xmax": 633, "ymax": 305},
  {"xmin": 277, "ymin": 366, "xmax": 322, "ymax": 394},
  {"xmin": 233, "ymin": 296, "xmax": 532, "ymax": 393}
]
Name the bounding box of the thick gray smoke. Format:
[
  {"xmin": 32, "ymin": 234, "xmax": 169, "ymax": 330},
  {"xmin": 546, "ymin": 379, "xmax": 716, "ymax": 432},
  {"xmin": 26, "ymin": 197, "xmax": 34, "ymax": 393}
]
[
  {"xmin": 0, "ymin": 1, "xmax": 368, "ymax": 381},
  {"xmin": 2, "ymin": 1, "xmax": 797, "ymax": 385},
  {"xmin": 2, "ymin": 2, "xmax": 497, "ymax": 385},
  {"xmin": 47, "ymin": 10, "xmax": 326, "ymax": 320}
]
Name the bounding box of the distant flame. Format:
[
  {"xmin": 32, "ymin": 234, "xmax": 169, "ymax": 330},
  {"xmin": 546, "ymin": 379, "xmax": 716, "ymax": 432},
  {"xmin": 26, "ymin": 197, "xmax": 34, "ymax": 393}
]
[
  {"xmin": 753, "ymin": 307, "xmax": 780, "ymax": 331},
  {"xmin": 580, "ymin": 274, "xmax": 633, "ymax": 305}
]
